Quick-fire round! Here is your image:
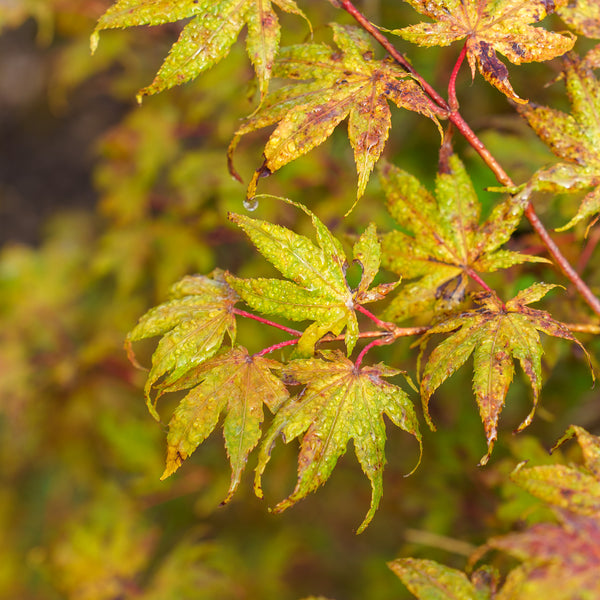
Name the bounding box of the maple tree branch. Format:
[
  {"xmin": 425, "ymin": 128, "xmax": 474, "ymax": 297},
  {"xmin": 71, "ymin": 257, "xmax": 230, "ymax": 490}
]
[
  {"xmin": 256, "ymin": 326, "xmax": 430, "ymax": 358},
  {"xmin": 339, "ymin": 0, "xmax": 600, "ymax": 318},
  {"xmin": 233, "ymin": 308, "xmax": 302, "ymax": 336},
  {"xmin": 523, "ymin": 205, "xmax": 600, "ymax": 316}
]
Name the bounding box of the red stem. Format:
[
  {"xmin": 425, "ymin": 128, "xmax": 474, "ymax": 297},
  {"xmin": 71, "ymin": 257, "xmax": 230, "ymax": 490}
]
[
  {"xmin": 254, "ymin": 338, "xmax": 299, "ymax": 357},
  {"xmin": 448, "ymin": 44, "xmax": 467, "ymax": 111},
  {"xmin": 233, "ymin": 308, "xmax": 302, "ymax": 336},
  {"xmin": 356, "ymin": 304, "xmax": 395, "ymax": 330},
  {"xmin": 355, "ymin": 337, "xmax": 389, "ymax": 369},
  {"xmin": 339, "ymin": 0, "xmax": 600, "ymax": 318},
  {"xmin": 465, "ymin": 268, "xmax": 493, "ymax": 294}
]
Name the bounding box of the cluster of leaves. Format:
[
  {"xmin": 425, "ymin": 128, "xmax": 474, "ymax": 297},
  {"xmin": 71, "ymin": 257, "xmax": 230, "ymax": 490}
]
[
  {"xmin": 127, "ymin": 204, "xmax": 423, "ymax": 532},
  {"xmin": 391, "ymin": 425, "xmax": 600, "ymax": 599},
  {"xmin": 104, "ymin": 0, "xmax": 600, "ymax": 534}
]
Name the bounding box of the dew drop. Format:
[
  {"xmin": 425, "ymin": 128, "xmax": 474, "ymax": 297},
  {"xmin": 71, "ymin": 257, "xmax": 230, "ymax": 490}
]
[{"xmin": 244, "ymin": 196, "xmax": 259, "ymax": 211}]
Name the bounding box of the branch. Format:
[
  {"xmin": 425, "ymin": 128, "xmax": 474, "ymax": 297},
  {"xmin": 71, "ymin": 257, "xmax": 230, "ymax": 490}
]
[{"xmin": 338, "ymin": 0, "xmax": 600, "ymax": 318}]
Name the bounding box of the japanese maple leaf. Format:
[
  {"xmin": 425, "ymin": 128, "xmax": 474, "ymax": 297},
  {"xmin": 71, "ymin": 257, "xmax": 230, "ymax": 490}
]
[
  {"xmin": 393, "ymin": 0, "xmax": 575, "ymax": 103},
  {"xmin": 92, "ymin": 0, "xmax": 308, "ymax": 98},
  {"xmin": 419, "ymin": 284, "xmax": 588, "ymax": 464},
  {"xmin": 391, "ymin": 428, "xmax": 600, "ymax": 598},
  {"xmin": 510, "ymin": 425, "xmax": 600, "ymax": 517},
  {"xmin": 474, "ymin": 431, "xmax": 600, "ymax": 598},
  {"xmin": 560, "ymin": 0, "xmax": 600, "ymax": 74},
  {"xmin": 227, "ymin": 202, "xmax": 395, "ymax": 356},
  {"xmin": 126, "ymin": 269, "xmax": 238, "ymax": 418},
  {"xmin": 519, "ymin": 53, "xmax": 600, "ymax": 232},
  {"xmin": 558, "ymin": 0, "xmax": 600, "ymax": 39},
  {"xmin": 158, "ymin": 346, "xmax": 288, "ymax": 502},
  {"xmin": 254, "ymin": 352, "xmax": 422, "ymax": 533},
  {"xmin": 229, "ymin": 23, "xmax": 441, "ymax": 200},
  {"xmin": 389, "ymin": 559, "xmax": 490, "ymax": 600},
  {"xmin": 380, "ymin": 154, "xmax": 545, "ymax": 322}
]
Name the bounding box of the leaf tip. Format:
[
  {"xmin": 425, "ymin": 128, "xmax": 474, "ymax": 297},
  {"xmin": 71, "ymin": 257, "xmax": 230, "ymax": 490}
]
[
  {"xmin": 161, "ymin": 447, "xmax": 184, "ymax": 480},
  {"xmin": 90, "ymin": 31, "xmax": 99, "ymax": 55}
]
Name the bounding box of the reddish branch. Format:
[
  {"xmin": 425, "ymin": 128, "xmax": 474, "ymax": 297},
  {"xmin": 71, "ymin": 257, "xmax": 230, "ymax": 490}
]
[{"xmin": 339, "ymin": 0, "xmax": 600, "ymax": 318}]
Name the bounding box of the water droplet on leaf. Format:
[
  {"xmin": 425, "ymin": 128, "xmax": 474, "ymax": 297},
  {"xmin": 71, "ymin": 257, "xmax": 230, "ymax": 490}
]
[{"xmin": 244, "ymin": 197, "xmax": 259, "ymax": 211}]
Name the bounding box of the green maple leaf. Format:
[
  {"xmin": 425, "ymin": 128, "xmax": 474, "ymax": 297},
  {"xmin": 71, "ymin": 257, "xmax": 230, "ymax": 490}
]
[
  {"xmin": 389, "ymin": 558, "xmax": 489, "ymax": 600},
  {"xmin": 159, "ymin": 346, "xmax": 288, "ymax": 502},
  {"xmin": 380, "ymin": 154, "xmax": 546, "ymax": 322},
  {"xmin": 393, "ymin": 0, "xmax": 575, "ymax": 103},
  {"xmin": 91, "ymin": 0, "xmax": 309, "ymax": 98},
  {"xmin": 519, "ymin": 53, "xmax": 600, "ymax": 232},
  {"xmin": 126, "ymin": 269, "xmax": 238, "ymax": 419},
  {"xmin": 229, "ymin": 23, "xmax": 441, "ymax": 201},
  {"xmin": 227, "ymin": 202, "xmax": 394, "ymax": 356},
  {"xmin": 419, "ymin": 284, "xmax": 589, "ymax": 464},
  {"xmin": 254, "ymin": 351, "xmax": 421, "ymax": 533}
]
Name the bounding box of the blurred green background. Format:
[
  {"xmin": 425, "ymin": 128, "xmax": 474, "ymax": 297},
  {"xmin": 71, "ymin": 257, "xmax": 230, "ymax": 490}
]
[{"xmin": 1, "ymin": 1, "xmax": 598, "ymax": 598}]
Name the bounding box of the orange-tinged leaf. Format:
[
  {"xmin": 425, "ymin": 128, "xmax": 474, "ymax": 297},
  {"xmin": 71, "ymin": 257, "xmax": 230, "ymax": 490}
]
[
  {"xmin": 394, "ymin": 0, "xmax": 575, "ymax": 102},
  {"xmin": 419, "ymin": 285, "xmax": 587, "ymax": 464},
  {"xmin": 519, "ymin": 53, "xmax": 600, "ymax": 231},
  {"xmin": 389, "ymin": 558, "xmax": 488, "ymax": 600},
  {"xmin": 380, "ymin": 156, "xmax": 544, "ymax": 322},
  {"xmin": 126, "ymin": 270, "xmax": 238, "ymax": 419},
  {"xmin": 254, "ymin": 352, "xmax": 421, "ymax": 533},
  {"xmin": 161, "ymin": 347, "xmax": 288, "ymax": 502},
  {"xmin": 230, "ymin": 23, "xmax": 440, "ymax": 201},
  {"xmin": 92, "ymin": 0, "xmax": 309, "ymax": 98}
]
